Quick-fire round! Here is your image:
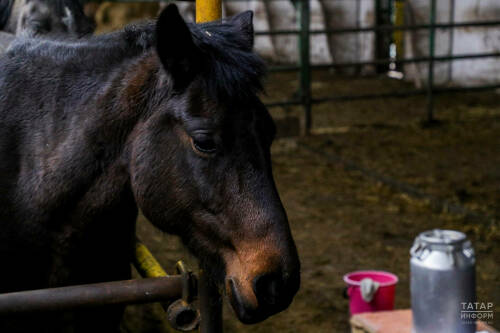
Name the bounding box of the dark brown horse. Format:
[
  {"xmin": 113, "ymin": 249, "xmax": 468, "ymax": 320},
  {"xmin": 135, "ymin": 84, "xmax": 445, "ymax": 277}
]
[{"xmin": 0, "ymin": 4, "xmax": 299, "ymax": 332}]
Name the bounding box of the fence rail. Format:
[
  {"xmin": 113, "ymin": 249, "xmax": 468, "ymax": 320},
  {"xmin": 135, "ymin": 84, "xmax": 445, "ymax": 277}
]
[
  {"xmin": 0, "ymin": 241, "xmax": 222, "ymax": 333},
  {"xmin": 0, "ymin": 277, "xmax": 183, "ymax": 314},
  {"xmin": 255, "ymin": 20, "xmax": 500, "ymax": 36},
  {"xmin": 269, "ymin": 52, "xmax": 500, "ymax": 73}
]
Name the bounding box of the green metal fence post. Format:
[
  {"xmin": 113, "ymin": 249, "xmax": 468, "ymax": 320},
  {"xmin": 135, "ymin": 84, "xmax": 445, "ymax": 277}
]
[
  {"xmin": 393, "ymin": 0, "xmax": 405, "ymax": 71},
  {"xmin": 375, "ymin": 0, "xmax": 392, "ymax": 73},
  {"xmin": 198, "ymin": 270, "xmax": 223, "ymax": 333},
  {"xmin": 447, "ymin": 0, "xmax": 456, "ymax": 82},
  {"xmin": 297, "ymin": 0, "xmax": 311, "ymax": 135},
  {"xmin": 427, "ymin": 0, "xmax": 436, "ymax": 122}
]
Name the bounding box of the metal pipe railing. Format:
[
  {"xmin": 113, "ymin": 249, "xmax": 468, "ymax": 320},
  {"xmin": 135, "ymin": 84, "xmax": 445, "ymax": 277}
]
[
  {"xmin": 426, "ymin": 0, "xmax": 437, "ymax": 122},
  {"xmin": 198, "ymin": 271, "xmax": 223, "ymax": 333},
  {"xmin": 0, "ymin": 239, "xmax": 223, "ymax": 332},
  {"xmin": 266, "ymin": 83, "xmax": 500, "ymax": 108},
  {"xmin": 0, "ymin": 277, "xmax": 182, "ymax": 314},
  {"xmin": 269, "ymin": 52, "xmax": 500, "ymax": 73},
  {"xmin": 297, "ymin": 0, "xmax": 311, "ymax": 135},
  {"xmin": 255, "ymin": 20, "xmax": 500, "ymax": 36}
]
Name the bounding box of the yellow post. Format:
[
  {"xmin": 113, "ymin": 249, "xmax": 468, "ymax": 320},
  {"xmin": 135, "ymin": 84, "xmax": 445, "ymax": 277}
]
[
  {"xmin": 134, "ymin": 239, "xmax": 168, "ymax": 278},
  {"xmin": 393, "ymin": 0, "xmax": 405, "ymax": 62},
  {"xmin": 196, "ymin": 0, "xmax": 222, "ymax": 23},
  {"xmin": 133, "ymin": 239, "xmax": 179, "ymax": 333}
]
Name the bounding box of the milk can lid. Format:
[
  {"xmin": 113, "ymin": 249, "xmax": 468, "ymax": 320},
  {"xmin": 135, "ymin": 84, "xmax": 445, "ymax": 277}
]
[
  {"xmin": 419, "ymin": 229, "xmax": 467, "ymax": 245},
  {"xmin": 411, "ymin": 229, "xmax": 475, "ymax": 261}
]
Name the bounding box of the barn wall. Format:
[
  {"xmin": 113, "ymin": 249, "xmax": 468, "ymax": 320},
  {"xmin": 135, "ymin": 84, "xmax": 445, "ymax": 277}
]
[
  {"xmin": 451, "ymin": 0, "xmax": 500, "ymax": 86},
  {"xmin": 403, "ymin": 0, "xmax": 500, "ymax": 86}
]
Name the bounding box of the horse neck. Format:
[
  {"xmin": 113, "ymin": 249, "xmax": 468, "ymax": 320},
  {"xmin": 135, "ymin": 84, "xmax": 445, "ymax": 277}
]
[
  {"xmin": 29, "ymin": 52, "xmax": 161, "ymax": 217},
  {"xmin": 93, "ymin": 50, "xmax": 162, "ymax": 170}
]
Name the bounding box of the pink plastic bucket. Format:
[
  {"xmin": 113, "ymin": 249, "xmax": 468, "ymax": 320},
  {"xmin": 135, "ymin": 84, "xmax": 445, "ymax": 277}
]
[{"xmin": 343, "ymin": 270, "xmax": 398, "ymax": 315}]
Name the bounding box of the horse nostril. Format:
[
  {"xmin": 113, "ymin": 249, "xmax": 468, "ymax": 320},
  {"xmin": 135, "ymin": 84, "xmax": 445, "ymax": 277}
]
[{"xmin": 253, "ymin": 273, "xmax": 283, "ymax": 306}]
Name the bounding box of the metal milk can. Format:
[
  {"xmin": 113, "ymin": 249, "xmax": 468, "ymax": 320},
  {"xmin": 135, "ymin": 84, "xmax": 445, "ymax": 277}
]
[{"xmin": 410, "ymin": 229, "xmax": 476, "ymax": 333}]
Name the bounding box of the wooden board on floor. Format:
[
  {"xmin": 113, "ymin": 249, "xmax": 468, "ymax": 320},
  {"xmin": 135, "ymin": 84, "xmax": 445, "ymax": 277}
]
[{"xmin": 350, "ymin": 309, "xmax": 498, "ymax": 333}]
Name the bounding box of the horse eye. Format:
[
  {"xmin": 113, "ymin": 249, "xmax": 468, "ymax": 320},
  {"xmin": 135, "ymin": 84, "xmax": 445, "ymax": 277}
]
[{"xmin": 192, "ymin": 136, "xmax": 217, "ymax": 155}]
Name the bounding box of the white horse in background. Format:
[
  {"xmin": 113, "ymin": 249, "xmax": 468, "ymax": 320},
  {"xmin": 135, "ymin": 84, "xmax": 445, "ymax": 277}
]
[{"xmin": 0, "ymin": 0, "xmax": 93, "ymax": 37}]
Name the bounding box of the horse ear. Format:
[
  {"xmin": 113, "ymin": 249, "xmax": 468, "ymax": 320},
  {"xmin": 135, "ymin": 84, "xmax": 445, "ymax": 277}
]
[
  {"xmin": 229, "ymin": 11, "xmax": 254, "ymax": 52},
  {"xmin": 156, "ymin": 4, "xmax": 201, "ymax": 89}
]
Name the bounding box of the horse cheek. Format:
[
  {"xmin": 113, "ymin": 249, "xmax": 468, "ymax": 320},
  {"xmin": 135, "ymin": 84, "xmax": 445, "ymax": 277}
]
[{"xmin": 129, "ymin": 129, "xmax": 190, "ymax": 235}]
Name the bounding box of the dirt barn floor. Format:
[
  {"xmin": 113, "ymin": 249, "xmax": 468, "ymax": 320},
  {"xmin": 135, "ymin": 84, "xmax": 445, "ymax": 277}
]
[{"xmin": 121, "ymin": 71, "xmax": 500, "ymax": 333}]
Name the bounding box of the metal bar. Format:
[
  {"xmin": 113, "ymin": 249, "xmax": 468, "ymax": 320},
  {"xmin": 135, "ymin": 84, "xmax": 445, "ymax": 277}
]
[
  {"xmin": 375, "ymin": 0, "xmax": 391, "ymax": 73},
  {"xmin": 427, "ymin": 0, "xmax": 436, "ymax": 122},
  {"xmin": 447, "ymin": 0, "xmax": 456, "ymax": 82},
  {"xmin": 268, "ymin": 65, "xmax": 302, "ymax": 73},
  {"xmin": 265, "ymin": 83, "xmax": 500, "ymax": 108},
  {"xmin": 198, "ymin": 270, "xmax": 223, "ymax": 333},
  {"xmin": 265, "ymin": 99, "xmax": 302, "ymax": 108},
  {"xmin": 308, "ymin": 84, "xmax": 500, "ymax": 104},
  {"xmin": 196, "ymin": 0, "xmax": 222, "ymax": 23},
  {"xmin": 0, "ymin": 277, "xmax": 183, "ymax": 315},
  {"xmin": 355, "ymin": 0, "xmax": 361, "ymax": 74},
  {"xmin": 297, "ymin": 0, "xmax": 311, "ymax": 135},
  {"xmin": 255, "ymin": 20, "xmax": 500, "ymax": 36},
  {"xmin": 311, "ymin": 90, "xmax": 424, "ymax": 103},
  {"xmin": 314, "ymin": 52, "xmax": 500, "ymax": 68},
  {"xmin": 393, "ymin": 0, "xmax": 405, "ymax": 69},
  {"xmin": 268, "ymin": 52, "xmax": 500, "ymax": 73}
]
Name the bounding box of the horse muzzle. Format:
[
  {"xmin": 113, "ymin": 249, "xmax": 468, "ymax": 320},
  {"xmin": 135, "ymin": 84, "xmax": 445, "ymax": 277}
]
[{"xmin": 225, "ymin": 261, "xmax": 300, "ymax": 324}]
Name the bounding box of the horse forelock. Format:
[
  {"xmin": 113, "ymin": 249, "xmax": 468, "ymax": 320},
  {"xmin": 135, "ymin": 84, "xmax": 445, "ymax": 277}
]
[{"xmin": 188, "ymin": 20, "xmax": 266, "ymax": 104}]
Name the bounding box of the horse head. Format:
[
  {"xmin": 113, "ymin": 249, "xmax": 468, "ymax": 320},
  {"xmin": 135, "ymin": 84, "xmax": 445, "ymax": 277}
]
[{"xmin": 129, "ymin": 5, "xmax": 300, "ymax": 324}]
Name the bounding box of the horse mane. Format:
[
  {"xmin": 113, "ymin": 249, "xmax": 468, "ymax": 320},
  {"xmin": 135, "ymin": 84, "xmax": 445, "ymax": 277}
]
[
  {"xmin": 6, "ymin": 22, "xmax": 156, "ymax": 65},
  {"xmin": 0, "ymin": 0, "xmax": 14, "ymax": 30},
  {"xmin": 6, "ymin": 16, "xmax": 265, "ymax": 102}
]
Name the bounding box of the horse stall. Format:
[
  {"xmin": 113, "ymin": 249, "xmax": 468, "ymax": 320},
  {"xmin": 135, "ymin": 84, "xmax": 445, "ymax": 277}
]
[{"xmin": 0, "ymin": 0, "xmax": 499, "ymax": 332}]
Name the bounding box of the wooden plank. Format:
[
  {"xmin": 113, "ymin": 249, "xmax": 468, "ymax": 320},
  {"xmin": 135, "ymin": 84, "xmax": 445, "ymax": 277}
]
[{"xmin": 350, "ymin": 309, "xmax": 498, "ymax": 333}]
